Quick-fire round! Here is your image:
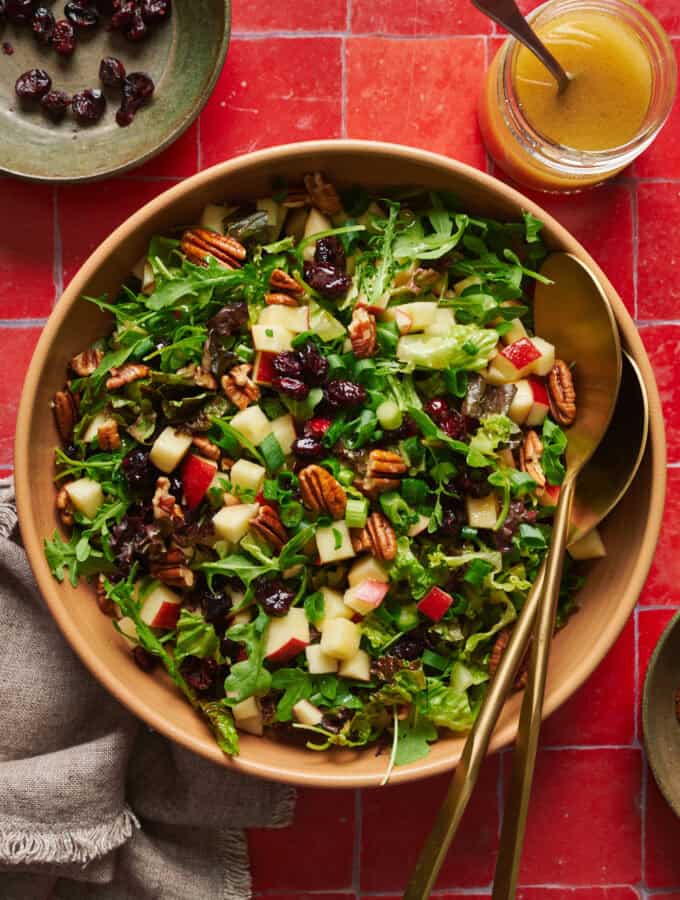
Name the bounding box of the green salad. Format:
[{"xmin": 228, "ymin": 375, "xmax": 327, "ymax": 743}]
[{"xmin": 46, "ymin": 173, "xmax": 585, "ymax": 776}]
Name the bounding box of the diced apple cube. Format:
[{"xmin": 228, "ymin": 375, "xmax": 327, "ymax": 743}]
[
  {"xmin": 525, "ymin": 376, "xmax": 550, "ymax": 426},
  {"xmin": 318, "ymin": 586, "xmax": 354, "ymax": 631},
  {"xmin": 228, "ymin": 609, "xmax": 253, "ymax": 627},
  {"xmin": 383, "ymin": 302, "xmax": 438, "ymax": 334},
  {"xmin": 466, "ymin": 494, "xmax": 498, "ymax": 530},
  {"xmin": 65, "ymin": 478, "xmax": 104, "ymax": 519},
  {"xmin": 484, "ymin": 363, "xmax": 514, "ymax": 386},
  {"xmin": 315, "ymin": 520, "xmax": 355, "ymax": 564},
  {"xmin": 408, "ymin": 514, "xmax": 431, "ymax": 537},
  {"xmin": 425, "ymin": 308, "xmax": 456, "ymax": 335},
  {"xmin": 501, "ymin": 318, "xmax": 528, "ymax": 345},
  {"xmin": 285, "ymin": 206, "xmax": 308, "ymax": 241},
  {"xmin": 348, "ymin": 556, "xmax": 389, "ymax": 586},
  {"xmin": 344, "ymin": 579, "xmax": 390, "ymax": 616},
  {"xmin": 238, "ymin": 714, "xmax": 264, "ymax": 736},
  {"xmin": 253, "ymin": 351, "xmax": 276, "ymax": 386},
  {"xmin": 200, "ymin": 203, "xmax": 227, "ymax": 234},
  {"xmin": 302, "ymin": 208, "xmax": 333, "ymax": 261},
  {"xmin": 568, "ymin": 527, "xmax": 606, "ymax": 561},
  {"xmin": 232, "ymin": 697, "xmax": 263, "ymax": 736},
  {"xmin": 305, "ymin": 643, "xmax": 339, "ymax": 674},
  {"xmin": 528, "ymin": 337, "xmax": 556, "ymax": 376},
  {"xmin": 83, "ymin": 412, "xmax": 114, "ymax": 444},
  {"xmin": 258, "ymin": 304, "xmax": 310, "ymax": 333},
  {"xmin": 492, "ymin": 338, "xmax": 541, "ymax": 380},
  {"xmin": 538, "ymin": 483, "xmax": 561, "ymax": 507},
  {"xmin": 418, "ymin": 586, "xmax": 453, "ymax": 622},
  {"xmin": 212, "ymin": 503, "xmax": 259, "ymax": 543},
  {"xmin": 270, "ymin": 414, "xmax": 297, "ymax": 456},
  {"xmin": 320, "ymin": 617, "xmax": 361, "ymax": 661},
  {"xmin": 293, "ymin": 699, "xmax": 324, "ymax": 725},
  {"xmin": 150, "ymin": 427, "xmax": 193, "ymax": 473},
  {"xmin": 251, "ymin": 324, "xmax": 295, "ymax": 353},
  {"xmin": 509, "ymin": 379, "xmax": 533, "ymax": 425},
  {"xmin": 229, "ymin": 406, "xmax": 272, "ymax": 446},
  {"xmin": 140, "ymin": 584, "xmax": 182, "ymax": 629},
  {"xmin": 181, "ymin": 454, "xmax": 218, "ymax": 510},
  {"xmin": 230, "ymin": 459, "xmax": 266, "ymax": 493},
  {"xmin": 338, "ymin": 649, "xmax": 371, "ymax": 681},
  {"xmin": 265, "ymin": 607, "xmax": 310, "ymax": 663},
  {"xmin": 117, "ymin": 616, "xmax": 138, "ymax": 643}
]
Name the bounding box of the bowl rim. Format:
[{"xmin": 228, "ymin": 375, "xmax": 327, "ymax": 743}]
[
  {"xmin": 0, "ymin": 1, "xmax": 232, "ymax": 185},
  {"xmin": 14, "ymin": 139, "xmax": 667, "ymax": 787},
  {"xmin": 643, "ymin": 607, "xmax": 680, "ymax": 818}
]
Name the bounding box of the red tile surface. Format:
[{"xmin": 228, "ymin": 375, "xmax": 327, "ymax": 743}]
[
  {"xmin": 516, "ymin": 749, "xmax": 642, "ymax": 884},
  {"xmin": 0, "ymin": 182, "xmax": 54, "ymax": 320},
  {"xmin": 199, "ymin": 39, "xmax": 342, "ymax": 170},
  {"xmin": 645, "ymin": 768, "xmax": 680, "ymax": 888},
  {"xmin": 129, "ymin": 122, "xmax": 199, "ymax": 179},
  {"xmin": 233, "ymin": 0, "xmax": 347, "ymax": 32},
  {"xmin": 346, "ymin": 38, "xmax": 487, "ymax": 169},
  {"xmin": 634, "ymin": 43, "xmax": 680, "ymax": 178},
  {"xmin": 0, "ymin": 327, "xmax": 41, "ymax": 467},
  {"xmin": 58, "ymin": 180, "xmax": 172, "ymax": 287},
  {"xmin": 640, "ymin": 1, "xmax": 680, "ymax": 35},
  {"xmin": 360, "ymin": 757, "xmax": 499, "ymax": 890},
  {"xmin": 638, "ymin": 185, "xmax": 680, "ymax": 319},
  {"xmin": 248, "ymin": 788, "xmax": 355, "ymax": 891},
  {"xmin": 518, "ymin": 891, "xmax": 640, "ymax": 900},
  {"xmin": 351, "ymin": 0, "xmax": 491, "ymax": 35},
  {"xmin": 639, "ymin": 325, "xmax": 680, "ymax": 463},
  {"xmin": 540, "ymin": 617, "xmax": 635, "ymax": 746},
  {"xmin": 642, "ymin": 468, "xmax": 680, "ymax": 605}
]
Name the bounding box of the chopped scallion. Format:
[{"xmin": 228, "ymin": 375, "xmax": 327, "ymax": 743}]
[
  {"xmin": 345, "ymin": 496, "xmax": 368, "ymax": 529},
  {"xmin": 259, "ymin": 433, "xmax": 285, "ymax": 472}
]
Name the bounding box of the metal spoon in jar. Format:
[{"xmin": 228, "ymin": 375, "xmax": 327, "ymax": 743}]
[
  {"xmin": 403, "ymin": 252, "xmax": 626, "ymax": 900},
  {"xmin": 471, "ymin": 0, "xmax": 571, "ymax": 94}
]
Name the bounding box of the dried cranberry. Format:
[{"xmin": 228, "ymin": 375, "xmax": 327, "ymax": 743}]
[
  {"xmin": 424, "ymin": 397, "xmax": 449, "ymax": 420},
  {"xmin": 325, "ymin": 379, "xmax": 367, "ymax": 410},
  {"xmin": 314, "ymin": 235, "xmax": 346, "ymax": 271},
  {"xmin": 52, "ymin": 19, "xmax": 77, "ymax": 55},
  {"xmin": 15, "ymin": 69, "xmax": 52, "ymax": 101},
  {"xmin": 292, "ymin": 435, "xmax": 324, "ymax": 460},
  {"xmin": 99, "ymin": 55, "xmax": 126, "ymax": 88},
  {"xmin": 272, "ymin": 351, "xmax": 302, "ymax": 379},
  {"xmin": 392, "ymin": 628, "xmax": 430, "ymax": 661},
  {"xmin": 303, "ymin": 261, "xmax": 352, "ymax": 299},
  {"xmin": 141, "ymin": 0, "xmax": 170, "ymax": 23},
  {"xmin": 181, "ymin": 656, "xmax": 218, "ymax": 694},
  {"xmin": 31, "ymin": 7, "xmax": 55, "ymax": 45},
  {"xmin": 454, "ymin": 469, "xmax": 492, "ymax": 499},
  {"xmin": 110, "ymin": 0, "xmax": 135, "ymax": 28},
  {"xmin": 123, "ymin": 448, "xmax": 157, "ymax": 492},
  {"xmin": 40, "ymin": 89, "xmax": 71, "ymax": 121},
  {"xmin": 123, "ymin": 6, "xmax": 146, "ymax": 40},
  {"xmin": 272, "ymin": 376, "xmax": 309, "ymax": 400},
  {"xmin": 254, "ymin": 577, "xmax": 295, "ymax": 617},
  {"xmin": 132, "ymin": 645, "xmax": 157, "ymax": 672},
  {"xmin": 298, "ymin": 343, "xmax": 329, "ymax": 385},
  {"xmin": 220, "ymin": 637, "xmax": 242, "ymax": 661},
  {"xmin": 64, "ymin": 1, "xmax": 99, "ymax": 27},
  {"xmin": 439, "ymin": 505, "xmax": 466, "ymax": 538},
  {"xmin": 116, "ymin": 71, "xmax": 154, "ymax": 126},
  {"xmin": 72, "ymin": 88, "xmax": 106, "ymax": 123},
  {"xmin": 306, "ymin": 417, "xmax": 332, "ymax": 437},
  {"xmin": 6, "ymin": 0, "xmax": 34, "ymax": 23},
  {"xmin": 439, "ymin": 409, "xmax": 466, "ymax": 440},
  {"xmin": 2, "ymin": 42, "xmax": 13, "ymax": 55},
  {"xmin": 95, "ymin": 0, "xmax": 115, "ymax": 12}
]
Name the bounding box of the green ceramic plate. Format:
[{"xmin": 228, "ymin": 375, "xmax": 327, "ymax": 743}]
[
  {"xmin": 643, "ymin": 608, "xmax": 680, "ymax": 818},
  {"xmin": 0, "ymin": 1, "xmax": 230, "ymax": 182}
]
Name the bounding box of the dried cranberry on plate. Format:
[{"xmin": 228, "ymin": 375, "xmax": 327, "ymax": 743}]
[
  {"xmin": 64, "ymin": 1, "xmax": 100, "ymax": 28},
  {"xmin": 72, "ymin": 88, "xmax": 106, "ymax": 123},
  {"xmin": 123, "ymin": 6, "xmax": 146, "ymax": 40},
  {"xmin": 116, "ymin": 71, "xmax": 154, "ymax": 126},
  {"xmin": 141, "ymin": 0, "xmax": 170, "ymax": 23},
  {"xmin": 2, "ymin": 42, "xmax": 14, "ymax": 55},
  {"xmin": 15, "ymin": 68, "xmax": 52, "ymax": 101},
  {"xmin": 52, "ymin": 19, "xmax": 77, "ymax": 55},
  {"xmin": 41, "ymin": 89, "xmax": 71, "ymax": 121},
  {"xmin": 99, "ymin": 55, "xmax": 126, "ymax": 88},
  {"xmin": 6, "ymin": 0, "xmax": 34, "ymax": 24},
  {"xmin": 31, "ymin": 7, "xmax": 55, "ymax": 45},
  {"xmin": 110, "ymin": 0, "xmax": 136, "ymax": 29}
]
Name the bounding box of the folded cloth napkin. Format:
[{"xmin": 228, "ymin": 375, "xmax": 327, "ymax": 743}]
[{"xmin": 0, "ymin": 479, "xmax": 294, "ymax": 900}]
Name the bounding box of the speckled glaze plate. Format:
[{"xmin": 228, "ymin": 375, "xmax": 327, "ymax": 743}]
[
  {"xmin": 643, "ymin": 609, "xmax": 680, "ymax": 818},
  {"xmin": 0, "ymin": 1, "xmax": 230, "ymax": 182}
]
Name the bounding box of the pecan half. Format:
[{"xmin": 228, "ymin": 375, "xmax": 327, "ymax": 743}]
[
  {"xmin": 152, "ymin": 477, "xmax": 184, "ymax": 528},
  {"xmin": 270, "ymin": 268, "xmax": 304, "ymax": 298},
  {"xmin": 53, "ymin": 390, "xmax": 78, "ymax": 443},
  {"xmin": 56, "ymin": 484, "xmax": 74, "ymax": 527},
  {"xmin": 265, "ymin": 291, "xmax": 299, "ymax": 308},
  {"xmin": 281, "ymin": 188, "xmax": 311, "ymax": 209},
  {"xmin": 349, "ymin": 307, "xmax": 377, "ymax": 359},
  {"xmin": 95, "ymin": 574, "xmax": 115, "ymax": 617},
  {"xmin": 106, "ymin": 363, "xmax": 150, "ymax": 391},
  {"xmin": 179, "ymin": 363, "xmax": 218, "ymax": 392},
  {"xmin": 519, "ymin": 430, "xmax": 546, "ymax": 489},
  {"xmin": 250, "ymin": 505, "xmax": 288, "ymax": 552},
  {"xmin": 299, "ymin": 465, "xmax": 347, "ymax": 520},
  {"xmin": 181, "ymin": 228, "xmax": 246, "ymax": 270},
  {"xmin": 192, "ymin": 435, "xmax": 221, "ymax": 461},
  {"xmin": 548, "ymin": 360, "xmax": 576, "ymax": 427},
  {"xmin": 150, "ymin": 544, "xmax": 194, "ymax": 589},
  {"xmin": 351, "ymin": 511, "xmax": 397, "ymax": 561},
  {"xmin": 357, "ymin": 449, "xmax": 408, "ymax": 496},
  {"xmin": 489, "ymin": 629, "xmax": 528, "ymax": 691},
  {"xmin": 221, "ymin": 363, "xmax": 260, "ymax": 410},
  {"xmin": 69, "ymin": 347, "xmax": 103, "ymax": 377},
  {"xmin": 304, "ymin": 172, "xmax": 343, "ymax": 216},
  {"xmin": 97, "ymin": 420, "xmax": 121, "ymax": 451}
]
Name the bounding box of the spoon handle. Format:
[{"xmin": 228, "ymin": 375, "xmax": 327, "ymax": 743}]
[
  {"xmin": 470, "ymin": 0, "xmax": 570, "ymax": 94},
  {"xmin": 402, "ymin": 561, "xmax": 546, "ymax": 900},
  {"xmin": 491, "ymin": 474, "xmax": 577, "ymax": 900}
]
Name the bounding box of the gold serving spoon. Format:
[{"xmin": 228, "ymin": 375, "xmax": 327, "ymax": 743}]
[
  {"xmin": 471, "ymin": 0, "xmax": 571, "ymax": 94},
  {"xmin": 403, "ymin": 253, "xmax": 623, "ymax": 900}
]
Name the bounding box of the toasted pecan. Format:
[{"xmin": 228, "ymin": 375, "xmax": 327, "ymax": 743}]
[
  {"xmin": 56, "ymin": 484, "xmax": 74, "ymax": 527},
  {"xmin": 69, "ymin": 347, "xmax": 103, "ymax": 377},
  {"xmin": 548, "ymin": 360, "xmax": 576, "ymax": 427},
  {"xmin": 351, "ymin": 511, "xmax": 397, "ymax": 561},
  {"xmin": 299, "ymin": 465, "xmax": 347, "ymax": 520},
  {"xmin": 489, "ymin": 629, "xmax": 529, "ymax": 691},
  {"xmin": 152, "ymin": 477, "xmax": 184, "ymax": 528},
  {"xmin": 53, "ymin": 389, "xmax": 78, "ymax": 443},
  {"xmin": 270, "ymin": 267, "xmax": 304, "ymax": 298},
  {"xmin": 356, "ymin": 449, "xmax": 408, "ymax": 497},
  {"xmin": 181, "ymin": 228, "xmax": 246, "ymax": 269},
  {"xmin": 192, "ymin": 435, "xmax": 221, "ymax": 461},
  {"xmin": 106, "ymin": 363, "xmax": 150, "ymax": 391},
  {"xmin": 519, "ymin": 430, "xmax": 546, "ymax": 489},
  {"xmin": 304, "ymin": 172, "xmax": 343, "ymax": 216},
  {"xmin": 97, "ymin": 420, "xmax": 121, "ymax": 452},
  {"xmin": 265, "ymin": 292, "xmax": 299, "ymax": 308},
  {"xmin": 95, "ymin": 574, "xmax": 116, "ymax": 617},
  {"xmin": 250, "ymin": 505, "xmax": 289, "ymax": 553},
  {"xmin": 221, "ymin": 363, "xmax": 260, "ymax": 410},
  {"xmin": 349, "ymin": 307, "xmax": 377, "ymax": 359}
]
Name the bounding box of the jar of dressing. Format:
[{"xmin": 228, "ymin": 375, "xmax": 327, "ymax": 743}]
[{"xmin": 479, "ymin": 0, "xmax": 677, "ymax": 192}]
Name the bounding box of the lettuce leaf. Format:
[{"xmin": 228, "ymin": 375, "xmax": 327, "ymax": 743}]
[
  {"xmin": 174, "ymin": 609, "xmax": 220, "ymax": 666},
  {"xmin": 396, "ymin": 326, "xmax": 498, "ymax": 371},
  {"xmin": 389, "ymin": 536, "xmax": 434, "ymax": 599},
  {"xmin": 223, "ymin": 608, "xmax": 272, "ymax": 703},
  {"xmin": 199, "ymin": 700, "xmax": 240, "ymax": 756}
]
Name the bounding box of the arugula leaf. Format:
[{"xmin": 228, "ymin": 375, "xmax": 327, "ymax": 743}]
[
  {"xmin": 223, "ymin": 608, "xmax": 272, "ymax": 703},
  {"xmin": 271, "ymin": 668, "xmax": 314, "ymax": 721},
  {"xmin": 174, "ymin": 609, "xmax": 220, "ymax": 666},
  {"xmin": 278, "ymin": 525, "xmax": 315, "ymax": 571},
  {"xmin": 201, "ymin": 554, "xmax": 278, "ymax": 588},
  {"xmin": 210, "ymin": 418, "xmax": 265, "ymax": 464},
  {"xmin": 364, "ymin": 202, "xmax": 399, "ymax": 306},
  {"xmin": 542, "ymin": 418, "xmax": 568, "ymax": 484},
  {"xmin": 44, "ymin": 531, "xmax": 112, "ymax": 586},
  {"xmin": 304, "ymin": 591, "xmax": 325, "ymax": 626},
  {"xmin": 394, "ymin": 714, "xmax": 438, "ymax": 766},
  {"xmin": 523, "ymin": 210, "xmax": 544, "ymax": 244},
  {"xmin": 199, "ymin": 700, "xmax": 240, "ymax": 756}
]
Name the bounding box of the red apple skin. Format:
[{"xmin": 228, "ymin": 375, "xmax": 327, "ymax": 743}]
[
  {"xmin": 253, "ymin": 351, "xmax": 277, "ymax": 386},
  {"xmin": 528, "ymin": 376, "xmax": 549, "ymax": 405},
  {"xmin": 144, "ymin": 600, "xmax": 181, "ymax": 629},
  {"xmin": 500, "ymin": 338, "xmax": 541, "ymax": 372},
  {"xmin": 181, "ymin": 454, "xmax": 218, "ymax": 510},
  {"xmin": 539, "ymin": 483, "xmax": 561, "ymax": 506},
  {"xmin": 417, "ymin": 587, "xmax": 454, "ymax": 622},
  {"xmin": 265, "ymin": 637, "xmax": 309, "ymax": 664},
  {"xmin": 354, "ymin": 579, "xmax": 390, "ymax": 608}
]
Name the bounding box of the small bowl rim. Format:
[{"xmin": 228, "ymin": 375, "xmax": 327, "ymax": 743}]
[
  {"xmin": 643, "ymin": 608, "xmax": 680, "ymax": 818},
  {"xmin": 0, "ymin": 0, "xmax": 232, "ymax": 185},
  {"xmin": 14, "ymin": 139, "xmax": 667, "ymax": 787}
]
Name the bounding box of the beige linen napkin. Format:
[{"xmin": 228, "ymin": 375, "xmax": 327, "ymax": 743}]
[{"xmin": 0, "ymin": 479, "xmax": 294, "ymax": 900}]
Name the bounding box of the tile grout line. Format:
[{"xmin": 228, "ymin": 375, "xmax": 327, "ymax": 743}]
[
  {"xmin": 634, "ymin": 606, "xmax": 640, "ymax": 744},
  {"xmin": 631, "ymin": 181, "xmax": 639, "ymax": 319},
  {"xmin": 641, "ymin": 748, "xmax": 648, "ymax": 888},
  {"xmin": 52, "ymin": 186, "xmax": 63, "ymax": 305},
  {"xmin": 231, "ymin": 29, "xmax": 493, "ymax": 39}
]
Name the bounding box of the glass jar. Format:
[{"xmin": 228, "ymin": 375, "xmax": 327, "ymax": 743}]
[{"xmin": 478, "ymin": 0, "xmax": 677, "ymax": 192}]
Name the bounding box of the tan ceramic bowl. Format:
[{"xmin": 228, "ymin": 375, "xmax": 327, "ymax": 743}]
[{"xmin": 15, "ymin": 141, "xmax": 666, "ymax": 787}]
